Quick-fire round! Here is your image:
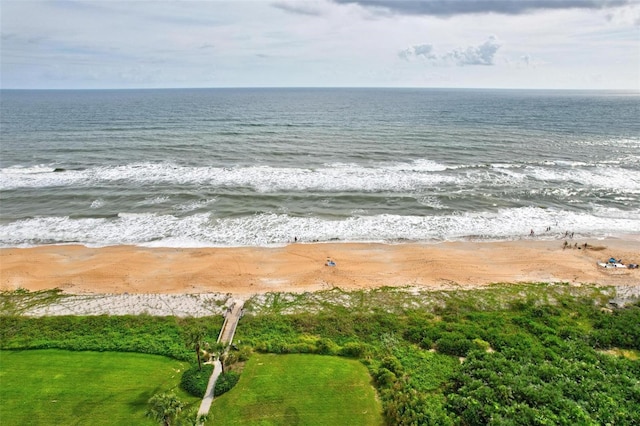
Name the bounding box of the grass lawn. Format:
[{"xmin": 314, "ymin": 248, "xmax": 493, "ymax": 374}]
[
  {"xmin": 0, "ymin": 349, "xmax": 200, "ymax": 425},
  {"xmin": 209, "ymin": 353, "xmax": 383, "ymax": 425}
]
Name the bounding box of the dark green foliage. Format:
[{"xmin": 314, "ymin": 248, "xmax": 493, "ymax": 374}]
[
  {"xmin": 0, "ymin": 315, "xmax": 223, "ymax": 362},
  {"xmin": 446, "ymin": 347, "xmax": 640, "ymax": 425},
  {"xmin": 236, "ymin": 287, "xmax": 640, "ymax": 426},
  {"xmin": 380, "ymin": 356, "xmax": 403, "ymax": 375},
  {"xmin": 315, "ymin": 337, "xmax": 339, "ymax": 355},
  {"xmin": 338, "ymin": 341, "xmax": 368, "ymax": 358},
  {"xmin": 180, "ymin": 364, "xmax": 214, "ymax": 397},
  {"xmin": 435, "ymin": 334, "xmax": 473, "ymax": 357},
  {"xmin": 147, "ymin": 392, "xmax": 184, "ymax": 426},
  {"xmin": 375, "ymin": 368, "xmax": 397, "ymax": 387},
  {"xmin": 590, "ymin": 304, "xmax": 640, "ymax": 349},
  {"xmin": 224, "ymin": 345, "xmax": 253, "ymax": 365},
  {"xmin": 214, "ymin": 371, "xmax": 240, "ymax": 397}
]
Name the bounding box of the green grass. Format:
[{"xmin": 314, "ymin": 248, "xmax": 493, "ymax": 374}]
[
  {"xmin": 209, "ymin": 353, "xmax": 383, "ymax": 425},
  {"xmin": 0, "ymin": 349, "xmax": 200, "ymax": 425}
]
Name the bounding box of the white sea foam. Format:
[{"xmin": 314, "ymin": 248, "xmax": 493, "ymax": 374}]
[
  {"xmin": 2, "ymin": 160, "xmax": 638, "ymax": 196},
  {"xmin": 175, "ymin": 198, "xmax": 217, "ymax": 212},
  {"xmin": 90, "ymin": 199, "xmax": 105, "ymax": 209},
  {"xmin": 1, "ymin": 207, "xmax": 638, "ymax": 248},
  {"xmin": 1, "ymin": 165, "xmax": 58, "ymax": 174},
  {"xmin": 0, "ymin": 161, "xmax": 457, "ymax": 192},
  {"xmin": 417, "ymin": 196, "xmax": 445, "ymax": 209},
  {"xmin": 527, "ymin": 165, "xmax": 640, "ymax": 192},
  {"xmin": 385, "ymin": 159, "xmax": 448, "ymax": 172},
  {"xmin": 138, "ymin": 196, "xmax": 170, "ymax": 205}
]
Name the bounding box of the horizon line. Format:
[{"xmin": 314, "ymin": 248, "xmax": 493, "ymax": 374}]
[{"xmin": 2, "ymin": 86, "xmax": 638, "ymax": 92}]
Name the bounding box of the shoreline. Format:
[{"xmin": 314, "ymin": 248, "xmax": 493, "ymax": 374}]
[{"xmin": 1, "ymin": 238, "xmax": 638, "ymax": 296}]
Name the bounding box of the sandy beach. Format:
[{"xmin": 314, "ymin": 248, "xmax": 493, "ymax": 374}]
[{"xmin": 1, "ymin": 238, "xmax": 638, "ymax": 296}]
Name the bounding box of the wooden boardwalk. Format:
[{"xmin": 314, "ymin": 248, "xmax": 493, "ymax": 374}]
[
  {"xmin": 217, "ymin": 301, "xmax": 244, "ymax": 345},
  {"xmin": 197, "ymin": 299, "xmax": 244, "ymax": 419}
]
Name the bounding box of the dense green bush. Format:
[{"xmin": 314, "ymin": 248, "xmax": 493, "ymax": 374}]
[
  {"xmin": 315, "ymin": 337, "xmax": 339, "ymax": 355},
  {"xmin": 0, "ymin": 315, "xmax": 223, "ymax": 362},
  {"xmin": 337, "ymin": 341, "xmax": 369, "ymax": 358},
  {"xmin": 435, "ymin": 334, "xmax": 473, "ymax": 357},
  {"xmin": 224, "ymin": 345, "xmax": 253, "ymax": 365},
  {"xmin": 590, "ymin": 304, "xmax": 640, "ymax": 349},
  {"xmin": 214, "ymin": 371, "xmax": 240, "ymax": 397},
  {"xmin": 445, "ymin": 346, "xmax": 640, "ymax": 425},
  {"xmin": 180, "ymin": 364, "xmax": 214, "ymax": 397}
]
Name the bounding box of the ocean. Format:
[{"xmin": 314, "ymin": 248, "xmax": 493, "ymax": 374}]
[{"xmin": 1, "ymin": 88, "xmax": 638, "ymax": 247}]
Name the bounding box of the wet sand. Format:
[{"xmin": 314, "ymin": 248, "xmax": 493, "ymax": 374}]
[{"xmin": 1, "ymin": 238, "xmax": 638, "ymax": 296}]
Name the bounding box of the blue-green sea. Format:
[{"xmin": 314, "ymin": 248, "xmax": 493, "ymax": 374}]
[{"xmin": 1, "ymin": 88, "xmax": 638, "ymax": 247}]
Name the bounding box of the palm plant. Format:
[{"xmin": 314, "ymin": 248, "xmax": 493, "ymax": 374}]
[{"xmin": 146, "ymin": 392, "xmax": 184, "ymax": 426}]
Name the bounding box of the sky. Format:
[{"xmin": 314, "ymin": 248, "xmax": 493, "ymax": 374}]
[{"xmin": 1, "ymin": 0, "xmax": 639, "ymax": 90}]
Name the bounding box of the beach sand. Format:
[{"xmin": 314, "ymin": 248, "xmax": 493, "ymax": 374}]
[{"xmin": 2, "ymin": 238, "xmax": 638, "ymax": 296}]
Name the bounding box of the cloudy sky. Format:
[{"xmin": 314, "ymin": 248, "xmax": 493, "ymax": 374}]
[{"xmin": 1, "ymin": 0, "xmax": 639, "ymax": 90}]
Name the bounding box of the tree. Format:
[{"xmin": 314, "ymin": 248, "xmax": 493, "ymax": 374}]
[
  {"xmin": 175, "ymin": 407, "xmax": 208, "ymax": 426},
  {"xmin": 184, "ymin": 326, "xmax": 206, "ymax": 371},
  {"xmin": 146, "ymin": 392, "xmax": 184, "ymax": 426}
]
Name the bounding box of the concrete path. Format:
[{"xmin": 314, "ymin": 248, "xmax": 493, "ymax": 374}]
[
  {"xmin": 197, "ymin": 360, "xmax": 222, "ymax": 417},
  {"xmin": 197, "ymin": 299, "xmax": 244, "ymax": 421}
]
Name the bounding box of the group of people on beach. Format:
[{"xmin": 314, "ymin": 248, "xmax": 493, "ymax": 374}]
[
  {"xmin": 563, "ymin": 241, "xmax": 589, "ymax": 250},
  {"xmin": 529, "ymin": 227, "xmax": 574, "ymax": 239}
]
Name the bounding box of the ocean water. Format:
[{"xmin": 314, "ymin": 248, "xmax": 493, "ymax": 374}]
[{"xmin": 1, "ymin": 88, "xmax": 639, "ymax": 247}]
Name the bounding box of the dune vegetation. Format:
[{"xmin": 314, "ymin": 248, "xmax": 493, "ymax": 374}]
[{"xmin": 1, "ymin": 283, "xmax": 639, "ymax": 425}]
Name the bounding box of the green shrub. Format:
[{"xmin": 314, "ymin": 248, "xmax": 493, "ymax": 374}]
[
  {"xmin": 180, "ymin": 364, "xmax": 213, "ymax": 397},
  {"xmin": 436, "ymin": 334, "xmax": 473, "ymax": 357},
  {"xmin": 316, "ymin": 338, "xmax": 339, "ymax": 355},
  {"xmin": 471, "ymin": 338, "xmax": 490, "ymax": 352},
  {"xmin": 375, "ymin": 367, "xmax": 397, "ymax": 387},
  {"xmin": 0, "ymin": 315, "xmax": 222, "ymax": 361},
  {"xmin": 338, "ymin": 341, "xmax": 367, "ymax": 358},
  {"xmin": 290, "ymin": 342, "xmax": 319, "ymax": 353},
  {"xmin": 214, "ymin": 371, "xmax": 240, "ymax": 397},
  {"xmin": 225, "ymin": 345, "xmax": 253, "ymax": 365},
  {"xmin": 380, "ymin": 355, "xmax": 404, "ymax": 375}
]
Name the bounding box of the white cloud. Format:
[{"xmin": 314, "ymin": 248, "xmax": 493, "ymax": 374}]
[
  {"xmin": 399, "ymin": 37, "xmax": 502, "ymax": 66},
  {"xmin": 606, "ymin": 3, "xmax": 640, "ymax": 26},
  {"xmin": 398, "ymin": 44, "xmax": 435, "ymax": 60},
  {"xmin": 0, "ymin": 0, "xmax": 638, "ymax": 89},
  {"xmin": 443, "ymin": 36, "xmax": 502, "ymax": 66}
]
